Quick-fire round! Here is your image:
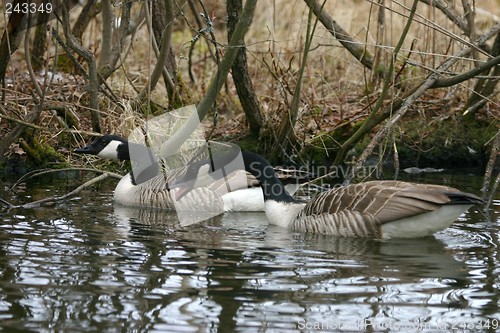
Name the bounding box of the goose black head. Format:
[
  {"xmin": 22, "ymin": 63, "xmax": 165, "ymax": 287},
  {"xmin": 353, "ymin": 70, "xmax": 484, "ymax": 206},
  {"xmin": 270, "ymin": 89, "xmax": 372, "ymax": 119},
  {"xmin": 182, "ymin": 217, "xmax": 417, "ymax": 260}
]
[
  {"xmin": 241, "ymin": 151, "xmax": 295, "ymax": 203},
  {"xmin": 75, "ymin": 135, "xmax": 130, "ymax": 160}
]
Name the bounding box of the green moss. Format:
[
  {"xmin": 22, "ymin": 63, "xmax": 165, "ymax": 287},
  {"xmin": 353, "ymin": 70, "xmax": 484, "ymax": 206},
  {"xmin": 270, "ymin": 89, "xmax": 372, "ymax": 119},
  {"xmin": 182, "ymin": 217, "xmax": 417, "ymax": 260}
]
[
  {"xmin": 296, "ymin": 112, "xmax": 494, "ymax": 169},
  {"xmin": 54, "ymin": 53, "xmax": 77, "ymax": 73},
  {"xmin": 235, "ymin": 133, "xmax": 260, "ymax": 152},
  {"xmin": 396, "ymin": 116, "xmax": 495, "ymax": 167},
  {"xmin": 19, "ymin": 137, "xmax": 67, "ymax": 168},
  {"xmin": 301, "ymin": 121, "xmax": 363, "ymax": 165},
  {"xmin": 0, "ymin": 133, "xmax": 71, "ymax": 180}
]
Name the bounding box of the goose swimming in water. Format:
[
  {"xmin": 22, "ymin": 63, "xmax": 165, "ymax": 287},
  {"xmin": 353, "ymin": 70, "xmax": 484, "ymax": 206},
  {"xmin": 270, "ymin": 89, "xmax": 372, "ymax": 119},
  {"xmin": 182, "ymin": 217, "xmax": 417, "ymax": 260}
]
[
  {"xmin": 74, "ymin": 135, "xmax": 305, "ymax": 211},
  {"xmin": 175, "ymin": 150, "xmax": 483, "ymax": 239}
]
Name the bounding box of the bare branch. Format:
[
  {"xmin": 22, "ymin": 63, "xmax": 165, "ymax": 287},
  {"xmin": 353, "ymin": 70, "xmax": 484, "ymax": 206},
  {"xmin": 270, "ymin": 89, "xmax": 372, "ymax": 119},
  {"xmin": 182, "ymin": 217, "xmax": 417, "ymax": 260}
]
[
  {"xmin": 461, "ymin": 0, "xmax": 476, "ymax": 41},
  {"xmin": 431, "ymin": 55, "xmax": 500, "ymax": 88},
  {"xmin": 419, "ymin": 0, "xmax": 468, "ymax": 33},
  {"xmin": 482, "ymin": 130, "xmax": 500, "ymax": 206},
  {"xmin": 0, "ymin": 110, "xmax": 101, "ymax": 137},
  {"xmin": 349, "ymin": 23, "xmax": 500, "ymax": 181},
  {"xmin": 185, "ymin": 0, "xmax": 217, "ymax": 61},
  {"xmin": 304, "ymin": 0, "xmax": 374, "ymax": 69},
  {"xmin": 227, "ymin": 0, "xmax": 264, "ymax": 135},
  {"xmin": 272, "ymin": 1, "xmax": 321, "ymax": 161},
  {"xmin": 136, "ymin": 0, "xmax": 175, "ymax": 104},
  {"xmin": 24, "ymin": 26, "xmax": 44, "ymax": 99},
  {"xmin": 98, "ymin": 3, "xmax": 131, "ymax": 81},
  {"xmin": 157, "ymin": 0, "xmax": 258, "ymax": 155},
  {"xmin": 98, "ymin": 0, "xmax": 113, "ymax": 71},
  {"xmin": 60, "ymin": 2, "xmax": 101, "ymax": 132},
  {"xmin": 0, "ymin": 197, "xmax": 13, "ymax": 209},
  {"xmin": 333, "ymin": 0, "xmax": 420, "ymax": 166}
]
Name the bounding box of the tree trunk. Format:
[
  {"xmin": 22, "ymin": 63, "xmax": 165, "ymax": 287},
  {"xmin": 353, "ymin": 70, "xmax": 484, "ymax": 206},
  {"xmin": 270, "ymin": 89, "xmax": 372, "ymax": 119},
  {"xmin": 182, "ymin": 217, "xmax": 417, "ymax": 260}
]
[
  {"xmin": 98, "ymin": 1, "xmax": 131, "ymax": 81},
  {"xmin": 31, "ymin": 12, "xmax": 50, "ymax": 71},
  {"xmin": 157, "ymin": 0, "xmax": 258, "ymax": 155},
  {"xmin": 151, "ymin": 0, "xmax": 182, "ymax": 106},
  {"xmin": 61, "ymin": 3, "xmax": 101, "ymax": 133},
  {"xmin": 152, "ymin": 1, "xmax": 177, "ymax": 81},
  {"xmin": 226, "ymin": 0, "xmax": 264, "ymax": 135},
  {"xmin": 0, "ymin": 3, "xmax": 26, "ymax": 83}
]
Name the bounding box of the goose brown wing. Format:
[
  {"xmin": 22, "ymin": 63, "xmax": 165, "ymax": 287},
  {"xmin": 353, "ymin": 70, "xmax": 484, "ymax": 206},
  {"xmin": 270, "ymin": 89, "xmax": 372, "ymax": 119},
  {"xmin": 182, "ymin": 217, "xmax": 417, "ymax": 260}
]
[{"xmin": 299, "ymin": 181, "xmax": 459, "ymax": 225}]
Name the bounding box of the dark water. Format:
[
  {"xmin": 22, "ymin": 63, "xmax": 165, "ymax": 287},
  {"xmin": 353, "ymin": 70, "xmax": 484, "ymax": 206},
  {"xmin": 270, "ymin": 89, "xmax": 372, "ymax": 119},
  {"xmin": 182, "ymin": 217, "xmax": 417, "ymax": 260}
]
[{"xmin": 0, "ymin": 172, "xmax": 499, "ymax": 332}]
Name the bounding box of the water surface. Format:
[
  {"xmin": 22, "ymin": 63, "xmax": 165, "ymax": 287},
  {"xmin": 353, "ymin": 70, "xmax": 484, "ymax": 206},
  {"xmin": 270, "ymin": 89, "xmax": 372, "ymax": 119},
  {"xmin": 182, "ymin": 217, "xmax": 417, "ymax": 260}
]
[{"xmin": 0, "ymin": 172, "xmax": 499, "ymax": 332}]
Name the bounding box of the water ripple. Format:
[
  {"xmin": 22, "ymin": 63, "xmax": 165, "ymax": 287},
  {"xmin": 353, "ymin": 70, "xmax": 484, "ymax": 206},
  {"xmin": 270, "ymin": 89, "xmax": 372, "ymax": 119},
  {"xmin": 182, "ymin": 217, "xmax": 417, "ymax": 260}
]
[{"xmin": 0, "ymin": 175, "xmax": 499, "ymax": 332}]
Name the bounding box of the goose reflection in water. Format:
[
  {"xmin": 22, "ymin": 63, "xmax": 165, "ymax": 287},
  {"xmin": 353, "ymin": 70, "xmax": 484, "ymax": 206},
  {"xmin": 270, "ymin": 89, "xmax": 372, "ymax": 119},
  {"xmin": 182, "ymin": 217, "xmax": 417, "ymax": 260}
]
[{"xmin": 104, "ymin": 205, "xmax": 473, "ymax": 330}]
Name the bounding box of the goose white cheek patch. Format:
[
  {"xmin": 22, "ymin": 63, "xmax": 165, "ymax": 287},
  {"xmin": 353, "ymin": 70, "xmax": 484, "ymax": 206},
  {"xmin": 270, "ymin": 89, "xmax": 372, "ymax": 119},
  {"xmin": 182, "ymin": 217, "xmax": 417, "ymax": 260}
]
[{"xmin": 97, "ymin": 140, "xmax": 123, "ymax": 160}]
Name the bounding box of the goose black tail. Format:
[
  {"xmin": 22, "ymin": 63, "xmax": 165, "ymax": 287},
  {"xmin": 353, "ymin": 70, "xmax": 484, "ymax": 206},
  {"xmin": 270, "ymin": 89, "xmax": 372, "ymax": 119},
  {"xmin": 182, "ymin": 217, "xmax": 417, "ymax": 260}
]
[{"xmin": 445, "ymin": 192, "xmax": 484, "ymax": 205}]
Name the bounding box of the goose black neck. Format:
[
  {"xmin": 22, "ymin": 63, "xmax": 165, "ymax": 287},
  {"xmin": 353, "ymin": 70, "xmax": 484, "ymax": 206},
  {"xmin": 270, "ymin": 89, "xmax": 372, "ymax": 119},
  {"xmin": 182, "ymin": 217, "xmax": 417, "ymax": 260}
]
[
  {"xmin": 116, "ymin": 142, "xmax": 130, "ymax": 160},
  {"xmin": 242, "ymin": 151, "xmax": 296, "ymax": 203}
]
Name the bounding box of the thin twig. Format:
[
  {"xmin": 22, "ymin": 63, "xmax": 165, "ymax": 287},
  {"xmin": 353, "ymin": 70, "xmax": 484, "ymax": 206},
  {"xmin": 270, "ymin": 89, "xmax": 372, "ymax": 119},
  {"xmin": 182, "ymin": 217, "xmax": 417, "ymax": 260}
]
[
  {"xmin": 24, "ymin": 24, "xmax": 44, "ymax": 99},
  {"xmin": 370, "ymin": 0, "xmax": 488, "ymax": 58},
  {"xmin": 349, "ymin": 22, "xmax": 500, "ymax": 182},
  {"xmin": 185, "ymin": 0, "xmax": 217, "ymax": 61},
  {"xmin": 198, "ymin": 0, "xmax": 220, "ymax": 65},
  {"xmin": 59, "ymin": 2, "xmax": 101, "ymax": 132},
  {"xmin": 333, "ymin": 0, "xmax": 420, "ymax": 166},
  {"xmin": 0, "ymin": 197, "xmax": 13, "ymax": 209},
  {"xmin": 272, "ymin": 0, "xmax": 322, "ymax": 162},
  {"xmin": 157, "ymin": 0, "xmax": 258, "ymax": 156},
  {"xmin": 135, "ymin": 0, "xmax": 175, "ymax": 104},
  {"xmin": 486, "ymin": 172, "xmax": 500, "ymax": 212},
  {"xmin": 419, "ymin": 0, "xmax": 468, "ymax": 33}
]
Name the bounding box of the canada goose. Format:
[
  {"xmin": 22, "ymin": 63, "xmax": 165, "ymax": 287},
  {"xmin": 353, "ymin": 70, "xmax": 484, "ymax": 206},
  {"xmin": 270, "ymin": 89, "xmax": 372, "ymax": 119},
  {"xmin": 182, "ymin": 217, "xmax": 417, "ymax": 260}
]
[
  {"xmin": 175, "ymin": 150, "xmax": 483, "ymax": 239},
  {"xmin": 74, "ymin": 135, "xmax": 305, "ymax": 211}
]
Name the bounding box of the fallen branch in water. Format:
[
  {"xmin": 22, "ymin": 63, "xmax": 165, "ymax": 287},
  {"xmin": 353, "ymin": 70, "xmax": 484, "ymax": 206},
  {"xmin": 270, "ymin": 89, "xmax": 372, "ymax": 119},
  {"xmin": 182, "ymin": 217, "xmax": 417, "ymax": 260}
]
[
  {"xmin": 4, "ymin": 169, "xmax": 123, "ymax": 210},
  {"xmin": 10, "ymin": 167, "xmax": 122, "ymax": 190},
  {"xmin": 0, "ymin": 197, "xmax": 12, "ymax": 209}
]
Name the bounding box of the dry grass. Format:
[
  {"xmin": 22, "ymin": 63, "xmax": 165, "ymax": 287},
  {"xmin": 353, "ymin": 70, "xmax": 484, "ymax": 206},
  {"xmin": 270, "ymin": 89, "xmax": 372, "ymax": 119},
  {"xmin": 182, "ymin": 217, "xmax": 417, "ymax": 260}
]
[
  {"xmin": 0, "ymin": 0, "xmax": 499, "ymax": 162},
  {"xmin": 176, "ymin": 1, "xmax": 499, "ymax": 116}
]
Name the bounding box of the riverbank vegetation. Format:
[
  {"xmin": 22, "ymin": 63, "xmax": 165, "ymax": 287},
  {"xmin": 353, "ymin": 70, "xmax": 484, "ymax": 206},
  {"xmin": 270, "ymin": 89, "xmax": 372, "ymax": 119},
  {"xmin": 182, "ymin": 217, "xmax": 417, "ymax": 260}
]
[{"xmin": 0, "ymin": 0, "xmax": 499, "ymax": 201}]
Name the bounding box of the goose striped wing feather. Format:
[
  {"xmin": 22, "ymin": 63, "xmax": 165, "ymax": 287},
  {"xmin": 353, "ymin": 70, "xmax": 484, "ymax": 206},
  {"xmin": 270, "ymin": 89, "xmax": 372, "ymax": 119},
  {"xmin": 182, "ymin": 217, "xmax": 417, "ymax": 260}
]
[
  {"xmin": 115, "ymin": 173, "xmax": 175, "ymax": 209},
  {"xmin": 125, "ymin": 174, "xmax": 225, "ymax": 211},
  {"xmin": 292, "ymin": 181, "xmax": 463, "ymax": 237}
]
